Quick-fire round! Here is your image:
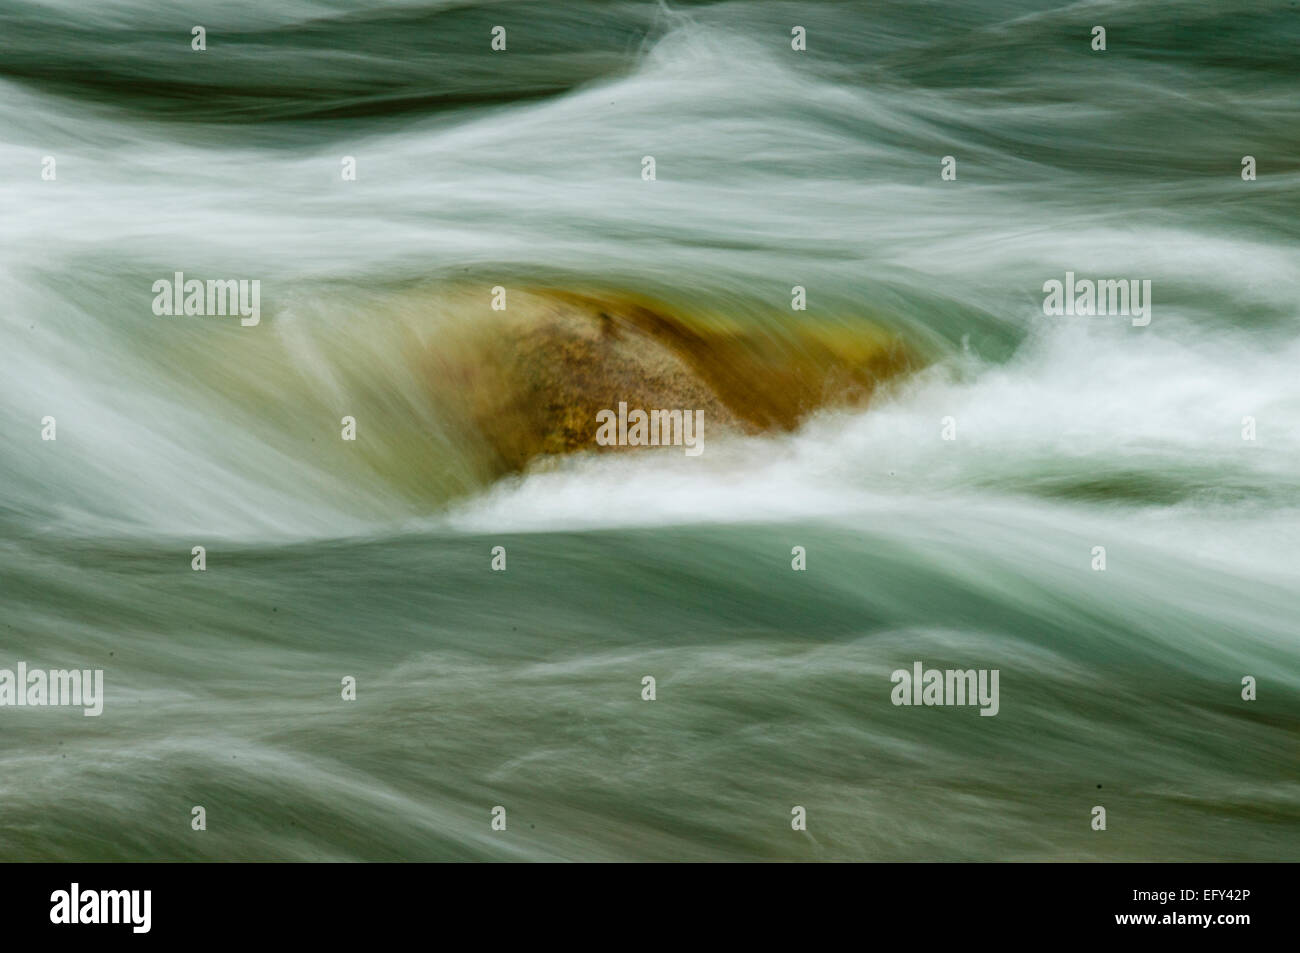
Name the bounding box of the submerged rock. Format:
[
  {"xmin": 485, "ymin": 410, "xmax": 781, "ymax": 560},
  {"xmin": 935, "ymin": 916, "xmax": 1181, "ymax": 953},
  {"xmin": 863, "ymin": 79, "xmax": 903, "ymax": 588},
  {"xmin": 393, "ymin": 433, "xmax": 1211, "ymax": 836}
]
[{"xmin": 420, "ymin": 288, "xmax": 917, "ymax": 475}]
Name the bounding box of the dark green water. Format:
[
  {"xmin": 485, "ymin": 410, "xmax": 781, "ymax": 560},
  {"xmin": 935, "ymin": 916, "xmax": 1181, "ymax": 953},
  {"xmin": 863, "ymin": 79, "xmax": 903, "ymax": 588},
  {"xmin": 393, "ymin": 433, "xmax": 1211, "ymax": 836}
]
[{"xmin": 1, "ymin": 0, "xmax": 1298, "ymax": 860}]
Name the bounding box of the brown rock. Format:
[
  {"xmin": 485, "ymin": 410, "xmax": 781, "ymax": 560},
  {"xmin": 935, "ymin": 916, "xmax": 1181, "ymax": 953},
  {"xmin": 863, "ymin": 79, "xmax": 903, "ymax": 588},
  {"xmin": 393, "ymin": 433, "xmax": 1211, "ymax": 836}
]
[{"xmin": 419, "ymin": 287, "xmax": 916, "ymax": 477}]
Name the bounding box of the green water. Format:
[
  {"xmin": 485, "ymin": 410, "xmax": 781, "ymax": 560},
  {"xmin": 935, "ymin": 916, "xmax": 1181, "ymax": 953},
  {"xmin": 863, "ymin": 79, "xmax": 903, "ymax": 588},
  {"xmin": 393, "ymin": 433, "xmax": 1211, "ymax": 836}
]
[{"xmin": 1, "ymin": 0, "xmax": 1298, "ymax": 860}]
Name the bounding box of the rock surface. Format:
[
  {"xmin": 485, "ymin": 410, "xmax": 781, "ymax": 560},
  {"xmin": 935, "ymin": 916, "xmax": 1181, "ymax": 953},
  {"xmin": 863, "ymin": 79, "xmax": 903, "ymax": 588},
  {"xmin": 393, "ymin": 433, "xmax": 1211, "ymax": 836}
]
[{"xmin": 420, "ymin": 288, "xmax": 916, "ymax": 476}]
